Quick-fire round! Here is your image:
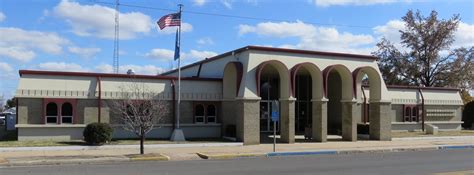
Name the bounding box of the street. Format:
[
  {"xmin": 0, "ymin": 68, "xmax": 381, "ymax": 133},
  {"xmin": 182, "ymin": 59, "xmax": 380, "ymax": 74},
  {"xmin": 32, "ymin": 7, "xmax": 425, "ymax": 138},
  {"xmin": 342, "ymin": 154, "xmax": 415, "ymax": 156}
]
[{"xmin": 1, "ymin": 149, "xmax": 473, "ymax": 175}]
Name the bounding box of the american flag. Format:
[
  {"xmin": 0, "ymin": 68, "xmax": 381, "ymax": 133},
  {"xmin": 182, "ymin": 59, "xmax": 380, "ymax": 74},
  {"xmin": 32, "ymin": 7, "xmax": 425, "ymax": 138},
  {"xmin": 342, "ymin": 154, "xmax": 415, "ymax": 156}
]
[{"xmin": 157, "ymin": 13, "xmax": 181, "ymax": 30}]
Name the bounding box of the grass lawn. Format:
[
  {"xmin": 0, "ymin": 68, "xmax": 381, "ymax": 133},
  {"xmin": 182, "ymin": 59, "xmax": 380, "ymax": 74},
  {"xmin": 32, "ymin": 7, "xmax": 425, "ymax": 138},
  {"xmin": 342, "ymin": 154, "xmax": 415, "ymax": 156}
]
[
  {"xmin": 392, "ymin": 130, "xmax": 474, "ymax": 138},
  {"xmin": 0, "ymin": 138, "xmax": 232, "ymax": 147}
]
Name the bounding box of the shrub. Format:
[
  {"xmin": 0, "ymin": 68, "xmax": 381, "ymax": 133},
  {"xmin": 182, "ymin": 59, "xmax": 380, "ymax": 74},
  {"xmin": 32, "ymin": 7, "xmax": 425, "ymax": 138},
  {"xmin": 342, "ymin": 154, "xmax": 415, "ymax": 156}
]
[
  {"xmin": 462, "ymin": 101, "xmax": 474, "ymax": 129},
  {"xmin": 83, "ymin": 123, "xmax": 113, "ymax": 145}
]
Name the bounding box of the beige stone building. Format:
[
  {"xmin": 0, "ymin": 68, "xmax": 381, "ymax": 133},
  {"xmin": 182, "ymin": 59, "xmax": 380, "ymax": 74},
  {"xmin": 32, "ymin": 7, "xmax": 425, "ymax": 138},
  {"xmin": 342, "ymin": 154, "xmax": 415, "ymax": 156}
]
[{"xmin": 15, "ymin": 46, "xmax": 463, "ymax": 144}]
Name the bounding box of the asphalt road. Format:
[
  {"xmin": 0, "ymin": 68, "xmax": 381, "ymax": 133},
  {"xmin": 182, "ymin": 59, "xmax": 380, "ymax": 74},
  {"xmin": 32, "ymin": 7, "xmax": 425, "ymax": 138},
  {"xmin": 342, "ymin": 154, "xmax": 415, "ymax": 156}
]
[{"xmin": 2, "ymin": 149, "xmax": 473, "ymax": 175}]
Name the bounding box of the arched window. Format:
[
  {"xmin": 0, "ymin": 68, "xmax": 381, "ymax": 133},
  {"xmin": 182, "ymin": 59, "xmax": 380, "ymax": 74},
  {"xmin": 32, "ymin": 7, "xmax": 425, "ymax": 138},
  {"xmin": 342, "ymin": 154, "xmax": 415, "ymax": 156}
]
[
  {"xmin": 61, "ymin": 102, "xmax": 73, "ymax": 124},
  {"xmin": 207, "ymin": 104, "xmax": 216, "ymax": 123},
  {"xmin": 404, "ymin": 107, "xmax": 411, "ymax": 122},
  {"xmin": 412, "ymin": 106, "xmax": 418, "ymax": 122},
  {"xmin": 46, "ymin": 102, "xmax": 58, "ymax": 124},
  {"xmin": 195, "ymin": 104, "xmax": 205, "ymax": 123}
]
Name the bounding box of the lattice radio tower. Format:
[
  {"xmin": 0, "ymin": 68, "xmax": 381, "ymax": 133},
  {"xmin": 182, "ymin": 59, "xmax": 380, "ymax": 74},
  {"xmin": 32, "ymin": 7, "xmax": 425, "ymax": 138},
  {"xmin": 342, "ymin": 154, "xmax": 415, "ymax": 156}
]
[{"xmin": 113, "ymin": 0, "xmax": 120, "ymax": 74}]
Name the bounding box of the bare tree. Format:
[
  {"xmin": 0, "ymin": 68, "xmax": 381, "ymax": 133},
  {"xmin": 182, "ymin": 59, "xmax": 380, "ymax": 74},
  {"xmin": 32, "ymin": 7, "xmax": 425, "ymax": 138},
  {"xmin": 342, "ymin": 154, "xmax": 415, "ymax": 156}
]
[
  {"xmin": 373, "ymin": 10, "xmax": 473, "ymax": 89},
  {"xmin": 108, "ymin": 79, "xmax": 169, "ymax": 154}
]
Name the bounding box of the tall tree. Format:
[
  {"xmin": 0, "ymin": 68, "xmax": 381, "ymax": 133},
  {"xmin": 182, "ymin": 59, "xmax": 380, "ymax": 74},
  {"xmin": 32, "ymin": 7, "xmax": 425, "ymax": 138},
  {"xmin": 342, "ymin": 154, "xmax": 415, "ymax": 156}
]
[{"xmin": 374, "ymin": 10, "xmax": 473, "ymax": 89}]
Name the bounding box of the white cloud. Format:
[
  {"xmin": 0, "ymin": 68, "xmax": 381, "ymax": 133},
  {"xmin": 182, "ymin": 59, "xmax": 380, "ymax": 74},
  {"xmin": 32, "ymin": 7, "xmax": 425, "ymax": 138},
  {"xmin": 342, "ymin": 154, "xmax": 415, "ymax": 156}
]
[
  {"xmin": 453, "ymin": 22, "xmax": 474, "ymax": 48},
  {"xmin": 197, "ymin": 37, "xmax": 214, "ymax": 45},
  {"xmin": 37, "ymin": 62, "xmax": 89, "ymax": 72},
  {"xmin": 145, "ymin": 48, "xmax": 217, "ymax": 62},
  {"xmin": 53, "ymin": 0, "xmax": 152, "ymax": 40},
  {"xmin": 144, "ymin": 48, "xmax": 175, "ymax": 61},
  {"xmin": 0, "ymin": 27, "xmax": 70, "ymax": 62},
  {"xmin": 0, "ymin": 62, "xmax": 15, "ymax": 80},
  {"xmin": 0, "ymin": 62, "xmax": 13, "ymax": 72},
  {"xmin": 158, "ymin": 22, "xmax": 193, "ymax": 34},
  {"xmin": 95, "ymin": 64, "xmax": 164, "ymax": 75},
  {"xmin": 187, "ymin": 50, "xmax": 218, "ymax": 60},
  {"xmin": 68, "ymin": 46, "xmax": 101, "ymax": 58},
  {"xmin": 239, "ymin": 21, "xmax": 374, "ymax": 54},
  {"xmin": 221, "ymin": 0, "xmax": 234, "ymax": 9},
  {"xmin": 193, "ymin": 0, "xmax": 208, "ymax": 6},
  {"xmin": 0, "ymin": 11, "xmax": 5, "ymax": 22},
  {"xmin": 314, "ymin": 0, "xmax": 399, "ymax": 7}
]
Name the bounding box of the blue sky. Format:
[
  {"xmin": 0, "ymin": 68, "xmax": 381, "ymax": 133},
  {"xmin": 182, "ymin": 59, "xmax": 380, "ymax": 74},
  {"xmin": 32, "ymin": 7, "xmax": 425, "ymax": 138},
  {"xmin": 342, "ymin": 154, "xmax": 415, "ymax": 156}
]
[{"xmin": 0, "ymin": 0, "xmax": 473, "ymax": 100}]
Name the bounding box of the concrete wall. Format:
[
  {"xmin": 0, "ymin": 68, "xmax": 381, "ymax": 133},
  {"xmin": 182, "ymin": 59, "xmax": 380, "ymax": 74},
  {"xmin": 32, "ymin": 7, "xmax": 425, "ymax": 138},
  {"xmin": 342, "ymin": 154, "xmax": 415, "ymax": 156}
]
[
  {"xmin": 17, "ymin": 126, "xmax": 85, "ymax": 141},
  {"xmin": 112, "ymin": 124, "xmax": 222, "ymax": 139},
  {"xmin": 17, "ymin": 98, "xmax": 42, "ymax": 124}
]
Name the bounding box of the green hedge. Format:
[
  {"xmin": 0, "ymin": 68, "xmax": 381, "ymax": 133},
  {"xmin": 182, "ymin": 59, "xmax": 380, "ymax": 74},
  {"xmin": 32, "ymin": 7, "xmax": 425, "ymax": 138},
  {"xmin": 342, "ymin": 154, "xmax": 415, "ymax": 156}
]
[{"xmin": 83, "ymin": 123, "xmax": 113, "ymax": 145}]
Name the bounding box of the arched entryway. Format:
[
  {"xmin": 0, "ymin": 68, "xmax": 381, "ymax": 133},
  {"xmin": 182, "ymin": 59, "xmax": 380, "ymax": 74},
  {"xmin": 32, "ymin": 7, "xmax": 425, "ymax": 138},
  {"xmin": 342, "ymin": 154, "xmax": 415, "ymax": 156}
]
[
  {"xmin": 324, "ymin": 65, "xmax": 357, "ymax": 141},
  {"xmin": 291, "ymin": 63, "xmax": 326, "ymax": 142},
  {"xmin": 353, "ymin": 66, "xmax": 391, "ymax": 140},
  {"xmin": 256, "ymin": 60, "xmax": 293, "ymax": 143},
  {"xmin": 222, "ymin": 62, "xmax": 243, "ymax": 139}
]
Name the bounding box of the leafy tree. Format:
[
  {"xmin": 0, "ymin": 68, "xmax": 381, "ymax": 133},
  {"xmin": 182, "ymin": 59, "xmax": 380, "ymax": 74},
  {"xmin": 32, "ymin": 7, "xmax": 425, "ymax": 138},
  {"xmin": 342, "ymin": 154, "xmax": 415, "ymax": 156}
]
[
  {"xmin": 373, "ymin": 10, "xmax": 473, "ymax": 89},
  {"xmin": 4, "ymin": 97, "xmax": 16, "ymax": 109}
]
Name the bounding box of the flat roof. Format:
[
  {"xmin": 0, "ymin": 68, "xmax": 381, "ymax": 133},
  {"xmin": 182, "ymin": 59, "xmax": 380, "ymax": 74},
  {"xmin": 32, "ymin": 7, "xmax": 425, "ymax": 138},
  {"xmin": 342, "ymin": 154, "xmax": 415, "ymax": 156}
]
[
  {"xmin": 161, "ymin": 45, "xmax": 379, "ymax": 75},
  {"xmin": 19, "ymin": 70, "xmax": 222, "ymax": 81},
  {"xmin": 386, "ymin": 85, "xmax": 460, "ymax": 91}
]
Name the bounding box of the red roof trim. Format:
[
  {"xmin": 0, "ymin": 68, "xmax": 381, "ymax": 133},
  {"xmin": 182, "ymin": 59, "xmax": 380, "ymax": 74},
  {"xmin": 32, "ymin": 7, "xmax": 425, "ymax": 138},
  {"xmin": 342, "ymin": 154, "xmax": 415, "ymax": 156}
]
[
  {"xmin": 19, "ymin": 70, "xmax": 222, "ymax": 81},
  {"xmin": 385, "ymin": 85, "xmax": 460, "ymax": 91},
  {"xmin": 161, "ymin": 45, "xmax": 378, "ymax": 75}
]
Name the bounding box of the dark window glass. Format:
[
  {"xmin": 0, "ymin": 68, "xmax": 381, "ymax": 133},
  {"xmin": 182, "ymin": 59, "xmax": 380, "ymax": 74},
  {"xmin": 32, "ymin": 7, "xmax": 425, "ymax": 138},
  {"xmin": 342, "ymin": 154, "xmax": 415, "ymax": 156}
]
[
  {"xmin": 46, "ymin": 103, "xmax": 58, "ymax": 116},
  {"xmin": 207, "ymin": 105, "xmax": 216, "ymax": 116},
  {"xmin": 405, "ymin": 107, "xmax": 411, "ymax": 117},
  {"xmin": 62, "ymin": 117, "xmax": 72, "ymax": 124},
  {"xmin": 196, "ymin": 117, "xmax": 204, "ymax": 123},
  {"xmin": 412, "ymin": 107, "xmax": 418, "ymax": 116},
  {"xmin": 207, "ymin": 117, "xmax": 216, "ymax": 123},
  {"xmin": 195, "ymin": 104, "xmax": 204, "ymax": 116},
  {"xmin": 61, "ymin": 102, "xmax": 73, "ymax": 116},
  {"xmin": 47, "ymin": 116, "xmax": 57, "ymax": 123}
]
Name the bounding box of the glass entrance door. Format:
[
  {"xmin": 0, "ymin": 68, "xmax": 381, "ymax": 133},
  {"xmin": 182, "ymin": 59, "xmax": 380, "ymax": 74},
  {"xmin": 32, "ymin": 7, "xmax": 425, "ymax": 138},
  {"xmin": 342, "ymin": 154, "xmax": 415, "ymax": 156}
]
[
  {"xmin": 260, "ymin": 100, "xmax": 279, "ymax": 133},
  {"xmin": 295, "ymin": 101, "xmax": 311, "ymax": 134}
]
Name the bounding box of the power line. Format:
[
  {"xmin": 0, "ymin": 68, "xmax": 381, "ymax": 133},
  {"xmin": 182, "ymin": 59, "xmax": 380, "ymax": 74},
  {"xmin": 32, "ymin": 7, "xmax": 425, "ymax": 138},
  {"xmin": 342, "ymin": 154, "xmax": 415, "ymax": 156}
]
[{"xmin": 91, "ymin": 0, "xmax": 372, "ymax": 29}]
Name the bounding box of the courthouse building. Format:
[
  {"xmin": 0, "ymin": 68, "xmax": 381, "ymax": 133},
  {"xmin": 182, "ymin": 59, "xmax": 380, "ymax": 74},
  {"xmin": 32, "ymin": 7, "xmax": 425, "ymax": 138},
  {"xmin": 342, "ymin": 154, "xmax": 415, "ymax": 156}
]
[{"xmin": 15, "ymin": 46, "xmax": 464, "ymax": 144}]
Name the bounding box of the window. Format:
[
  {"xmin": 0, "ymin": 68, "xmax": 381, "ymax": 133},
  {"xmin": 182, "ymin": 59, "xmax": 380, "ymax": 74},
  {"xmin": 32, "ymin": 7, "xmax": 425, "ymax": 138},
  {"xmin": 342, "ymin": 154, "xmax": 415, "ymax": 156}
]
[
  {"xmin": 44, "ymin": 99, "xmax": 76, "ymax": 125},
  {"xmin": 412, "ymin": 106, "xmax": 418, "ymax": 122},
  {"xmin": 46, "ymin": 102, "xmax": 58, "ymax": 124},
  {"xmin": 195, "ymin": 104, "xmax": 205, "ymax": 123},
  {"xmin": 61, "ymin": 102, "xmax": 73, "ymax": 124},
  {"xmin": 403, "ymin": 105, "xmax": 418, "ymax": 122},
  {"xmin": 207, "ymin": 105, "xmax": 216, "ymax": 123}
]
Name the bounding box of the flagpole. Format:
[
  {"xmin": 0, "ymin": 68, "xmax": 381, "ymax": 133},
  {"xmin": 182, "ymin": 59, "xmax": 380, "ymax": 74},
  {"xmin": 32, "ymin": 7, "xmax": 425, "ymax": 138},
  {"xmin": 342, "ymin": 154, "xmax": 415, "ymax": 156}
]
[
  {"xmin": 177, "ymin": 4, "xmax": 182, "ymax": 130},
  {"xmin": 170, "ymin": 4, "xmax": 186, "ymax": 142}
]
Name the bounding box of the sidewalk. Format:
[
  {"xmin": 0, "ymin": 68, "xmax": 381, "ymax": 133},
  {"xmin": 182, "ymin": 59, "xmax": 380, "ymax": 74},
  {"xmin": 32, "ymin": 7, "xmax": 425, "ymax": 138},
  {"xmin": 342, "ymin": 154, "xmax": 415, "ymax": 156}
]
[{"xmin": 0, "ymin": 136, "xmax": 473, "ymax": 167}]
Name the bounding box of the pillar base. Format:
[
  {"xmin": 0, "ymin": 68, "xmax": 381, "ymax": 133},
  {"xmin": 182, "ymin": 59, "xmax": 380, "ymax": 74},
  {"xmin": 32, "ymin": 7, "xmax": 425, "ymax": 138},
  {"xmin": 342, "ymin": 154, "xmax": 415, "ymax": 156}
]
[
  {"xmin": 369, "ymin": 101, "xmax": 392, "ymax": 141},
  {"xmin": 170, "ymin": 128, "xmax": 186, "ymax": 142},
  {"xmin": 280, "ymin": 98, "xmax": 296, "ymax": 144},
  {"xmin": 312, "ymin": 99, "xmax": 328, "ymax": 142},
  {"xmin": 235, "ymin": 98, "xmax": 260, "ymax": 145},
  {"xmin": 341, "ymin": 100, "xmax": 358, "ymax": 141}
]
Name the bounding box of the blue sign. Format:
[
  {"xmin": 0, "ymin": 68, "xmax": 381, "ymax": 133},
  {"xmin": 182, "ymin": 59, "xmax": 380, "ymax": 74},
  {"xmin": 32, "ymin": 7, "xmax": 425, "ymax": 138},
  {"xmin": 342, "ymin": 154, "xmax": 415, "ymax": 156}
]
[{"xmin": 271, "ymin": 100, "xmax": 279, "ymax": 122}]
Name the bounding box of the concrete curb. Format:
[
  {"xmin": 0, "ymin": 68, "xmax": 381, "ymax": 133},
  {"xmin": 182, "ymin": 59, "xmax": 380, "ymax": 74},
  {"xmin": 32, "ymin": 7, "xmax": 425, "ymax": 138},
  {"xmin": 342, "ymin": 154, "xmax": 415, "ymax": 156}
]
[
  {"xmin": 196, "ymin": 152, "xmax": 266, "ymax": 159},
  {"xmin": 127, "ymin": 153, "xmax": 170, "ymax": 161},
  {"xmin": 393, "ymin": 136, "xmax": 474, "ymax": 141},
  {"xmin": 267, "ymin": 150, "xmax": 337, "ymax": 157},
  {"xmin": 264, "ymin": 145, "xmax": 474, "ymax": 158},
  {"xmin": 0, "ymin": 142, "xmax": 244, "ymax": 152}
]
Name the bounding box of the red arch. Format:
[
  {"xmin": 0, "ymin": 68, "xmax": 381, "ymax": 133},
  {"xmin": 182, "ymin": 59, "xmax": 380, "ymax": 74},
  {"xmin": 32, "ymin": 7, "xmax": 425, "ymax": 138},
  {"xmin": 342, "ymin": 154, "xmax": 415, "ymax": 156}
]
[
  {"xmin": 290, "ymin": 62, "xmax": 323, "ymax": 97},
  {"xmin": 323, "ymin": 64, "xmax": 353, "ymax": 99},
  {"xmin": 352, "ymin": 66, "xmax": 382, "ymax": 100},
  {"xmin": 255, "ymin": 60, "xmax": 291, "ymax": 97}
]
